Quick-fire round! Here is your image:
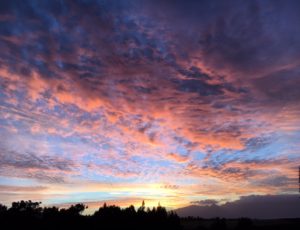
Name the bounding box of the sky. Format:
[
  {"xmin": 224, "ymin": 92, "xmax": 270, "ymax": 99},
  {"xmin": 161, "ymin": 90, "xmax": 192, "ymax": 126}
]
[{"xmin": 0, "ymin": 0, "xmax": 299, "ymax": 213}]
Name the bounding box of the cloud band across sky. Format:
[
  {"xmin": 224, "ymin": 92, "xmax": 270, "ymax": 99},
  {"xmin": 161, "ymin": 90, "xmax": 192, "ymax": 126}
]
[{"xmin": 0, "ymin": 0, "xmax": 299, "ymax": 211}]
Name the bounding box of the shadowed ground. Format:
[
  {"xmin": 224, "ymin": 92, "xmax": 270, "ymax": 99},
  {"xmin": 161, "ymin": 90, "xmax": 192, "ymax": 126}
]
[{"xmin": 0, "ymin": 200, "xmax": 300, "ymax": 230}]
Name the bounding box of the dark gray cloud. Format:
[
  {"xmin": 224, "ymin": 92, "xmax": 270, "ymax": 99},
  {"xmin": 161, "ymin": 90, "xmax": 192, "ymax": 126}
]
[
  {"xmin": 252, "ymin": 68, "xmax": 300, "ymax": 105},
  {"xmin": 190, "ymin": 199, "xmax": 219, "ymax": 206},
  {"xmin": 254, "ymin": 175, "xmax": 297, "ymax": 188},
  {"xmin": 176, "ymin": 79, "xmax": 223, "ymax": 96},
  {"xmin": 244, "ymin": 136, "xmax": 273, "ymax": 152},
  {"xmin": 0, "ymin": 148, "xmax": 74, "ymax": 171}
]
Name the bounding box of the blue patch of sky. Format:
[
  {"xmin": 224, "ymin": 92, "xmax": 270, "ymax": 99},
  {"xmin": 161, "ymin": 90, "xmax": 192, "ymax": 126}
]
[
  {"xmin": 176, "ymin": 146, "xmax": 189, "ymax": 156},
  {"xmin": 0, "ymin": 177, "xmax": 40, "ymax": 187},
  {"xmin": 46, "ymin": 191, "xmax": 114, "ymax": 205},
  {"xmin": 192, "ymin": 151, "xmax": 206, "ymax": 161}
]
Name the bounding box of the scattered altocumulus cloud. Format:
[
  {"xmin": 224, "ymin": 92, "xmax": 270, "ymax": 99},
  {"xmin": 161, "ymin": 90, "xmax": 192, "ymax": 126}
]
[{"xmin": 0, "ymin": 0, "xmax": 299, "ymax": 212}]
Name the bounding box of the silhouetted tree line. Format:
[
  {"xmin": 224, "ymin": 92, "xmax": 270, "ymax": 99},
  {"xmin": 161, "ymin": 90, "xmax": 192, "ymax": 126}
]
[
  {"xmin": 1, "ymin": 201, "xmax": 299, "ymax": 230},
  {"xmin": 0, "ymin": 200, "xmax": 181, "ymax": 230}
]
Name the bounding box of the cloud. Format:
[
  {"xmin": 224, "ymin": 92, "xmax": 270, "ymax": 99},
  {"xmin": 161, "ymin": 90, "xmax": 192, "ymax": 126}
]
[
  {"xmin": 166, "ymin": 153, "xmax": 189, "ymax": 163},
  {"xmin": 190, "ymin": 199, "xmax": 219, "ymax": 206},
  {"xmin": 0, "ymin": 149, "xmax": 74, "ymax": 171},
  {"xmin": 0, "ymin": 185, "xmax": 47, "ymax": 192},
  {"xmin": 0, "ymin": 0, "xmax": 299, "ymax": 209},
  {"xmin": 0, "ymin": 147, "xmax": 76, "ymax": 183}
]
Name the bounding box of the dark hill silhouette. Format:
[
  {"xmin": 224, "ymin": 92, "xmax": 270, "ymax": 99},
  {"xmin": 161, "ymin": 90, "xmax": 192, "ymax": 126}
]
[{"xmin": 176, "ymin": 194, "xmax": 300, "ymax": 219}]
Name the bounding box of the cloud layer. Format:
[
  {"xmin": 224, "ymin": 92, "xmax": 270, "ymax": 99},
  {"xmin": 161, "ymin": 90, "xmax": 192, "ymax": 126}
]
[{"xmin": 0, "ymin": 0, "xmax": 299, "ymax": 211}]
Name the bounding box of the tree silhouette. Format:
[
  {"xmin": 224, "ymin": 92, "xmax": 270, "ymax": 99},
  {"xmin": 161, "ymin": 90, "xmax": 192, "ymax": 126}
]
[
  {"xmin": 138, "ymin": 200, "xmax": 146, "ymax": 213},
  {"xmin": 10, "ymin": 200, "xmax": 41, "ymax": 212},
  {"xmin": 1, "ymin": 200, "xmax": 299, "ymax": 230},
  {"xmin": 0, "ymin": 200, "xmax": 182, "ymax": 229},
  {"xmin": 0, "ymin": 204, "xmax": 7, "ymax": 213},
  {"xmin": 61, "ymin": 203, "xmax": 87, "ymax": 216}
]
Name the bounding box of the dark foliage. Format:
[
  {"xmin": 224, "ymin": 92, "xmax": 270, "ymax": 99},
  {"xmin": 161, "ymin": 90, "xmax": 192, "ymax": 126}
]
[
  {"xmin": 0, "ymin": 200, "xmax": 181, "ymax": 230},
  {"xmin": 1, "ymin": 201, "xmax": 300, "ymax": 230},
  {"xmin": 181, "ymin": 217, "xmax": 300, "ymax": 230}
]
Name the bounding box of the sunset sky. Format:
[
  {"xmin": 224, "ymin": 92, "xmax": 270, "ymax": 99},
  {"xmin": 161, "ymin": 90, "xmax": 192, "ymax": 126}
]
[{"xmin": 0, "ymin": 0, "xmax": 299, "ymax": 212}]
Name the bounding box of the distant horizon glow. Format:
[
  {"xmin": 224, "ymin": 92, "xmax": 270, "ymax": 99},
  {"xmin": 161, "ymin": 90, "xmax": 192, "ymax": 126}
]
[{"xmin": 0, "ymin": 0, "xmax": 299, "ymax": 212}]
